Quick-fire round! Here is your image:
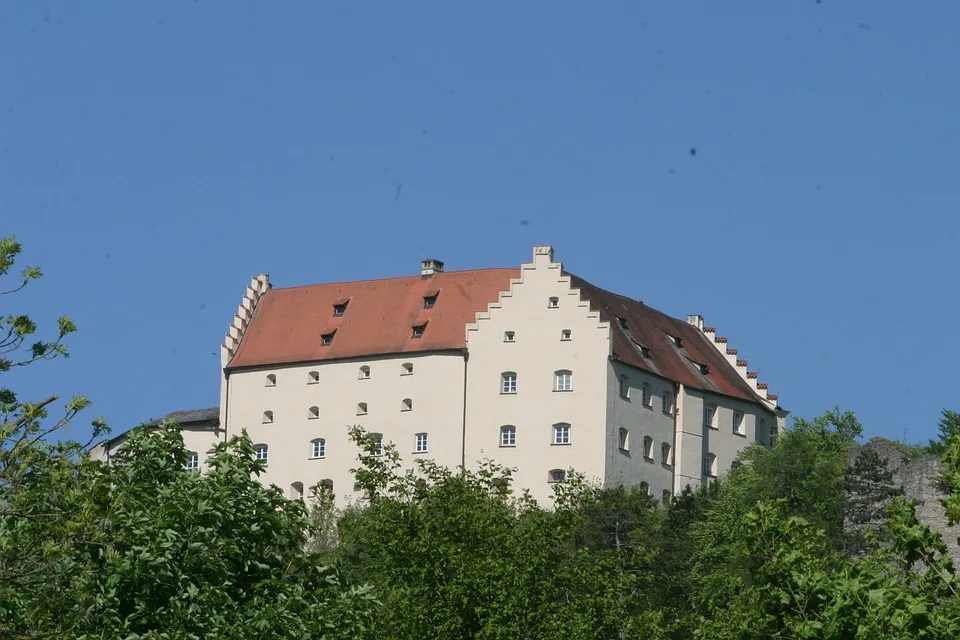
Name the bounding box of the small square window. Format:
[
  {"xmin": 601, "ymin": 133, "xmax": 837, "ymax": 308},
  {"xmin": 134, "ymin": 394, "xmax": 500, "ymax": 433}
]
[
  {"xmin": 333, "ymin": 303, "xmax": 347, "ymax": 316},
  {"xmin": 359, "ymin": 365, "xmax": 370, "ymax": 379},
  {"xmin": 561, "ymin": 329, "xmax": 572, "ymax": 341},
  {"xmin": 401, "ymin": 362, "xmax": 414, "ymax": 376},
  {"xmin": 321, "ymin": 331, "xmax": 335, "ymax": 346},
  {"xmin": 504, "ymin": 331, "xmax": 515, "ymax": 342},
  {"xmin": 308, "ymin": 405, "xmax": 319, "ymax": 420},
  {"xmin": 262, "ymin": 410, "xmax": 274, "ymax": 424},
  {"xmin": 357, "ymin": 402, "xmax": 368, "ymax": 416},
  {"xmin": 265, "ymin": 374, "xmax": 277, "ymax": 387},
  {"xmin": 414, "ymin": 433, "xmax": 428, "ymax": 453},
  {"xmin": 423, "ymin": 294, "xmax": 437, "ymax": 309},
  {"xmin": 548, "ymin": 297, "xmax": 559, "ymax": 308},
  {"xmin": 548, "ymin": 469, "xmax": 566, "ymax": 483},
  {"xmin": 401, "ymin": 398, "xmax": 412, "ymax": 412},
  {"xmin": 412, "ymin": 324, "xmax": 426, "ymax": 339},
  {"xmin": 307, "ymin": 371, "xmax": 319, "ymax": 384}
]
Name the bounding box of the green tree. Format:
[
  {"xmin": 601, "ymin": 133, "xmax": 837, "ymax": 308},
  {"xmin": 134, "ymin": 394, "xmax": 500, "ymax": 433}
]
[
  {"xmin": 928, "ymin": 409, "xmax": 960, "ymax": 455},
  {"xmin": 843, "ymin": 446, "xmax": 903, "ymax": 556},
  {"xmin": 337, "ymin": 426, "xmax": 661, "ymax": 639}
]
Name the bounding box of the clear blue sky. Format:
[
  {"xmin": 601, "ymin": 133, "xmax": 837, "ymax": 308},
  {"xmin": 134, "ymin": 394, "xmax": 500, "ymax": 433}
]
[{"xmin": 2, "ymin": 1, "xmax": 957, "ymax": 445}]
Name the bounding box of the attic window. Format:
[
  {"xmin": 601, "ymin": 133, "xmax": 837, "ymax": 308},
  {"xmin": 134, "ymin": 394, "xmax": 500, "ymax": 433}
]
[
  {"xmin": 423, "ymin": 291, "xmax": 439, "ymax": 309},
  {"xmin": 618, "ymin": 317, "xmax": 627, "ymax": 329},
  {"xmin": 671, "ymin": 335, "xmax": 683, "ymax": 348},
  {"xmin": 641, "ymin": 346, "xmax": 651, "ymax": 358},
  {"xmin": 333, "ymin": 301, "xmax": 348, "ymax": 316},
  {"xmin": 320, "ymin": 331, "xmax": 336, "ymax": 346},
  {"xmin": 699, "ymin": 363, "xmax": 710, "ymax": 375},
  {"xmin": 412, "ymin": 324, "xmax": 426, "ymax": 339}
]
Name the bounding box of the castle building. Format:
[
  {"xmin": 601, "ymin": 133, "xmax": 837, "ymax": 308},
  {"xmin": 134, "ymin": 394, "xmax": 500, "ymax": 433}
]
[{"xmin": 204, "ymin": 246, "xmax": 786, "ymax": 504}]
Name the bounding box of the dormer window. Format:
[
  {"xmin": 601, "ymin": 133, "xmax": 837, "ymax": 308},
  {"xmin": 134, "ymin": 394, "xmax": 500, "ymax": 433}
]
[
  {"xmin": 618, "ymin": 317, "xmax": 627, "ymax": 329},
  {"xmin": 640, "ymin": 345, "xmax": 652, "ymax": 359},
  {"xmin": 699, "ymin": 363, "xmax": 710, "ymax": 375},
  {"xmin": 423, "ymin": 290, "xmax": 439, "ymax": 309},
  {"xmin": 671, "ymin": 335, "xmax": 683, "ymax": 348},
  {"xmin": 548, "ymin": 297, "xmax": 559, "ymax": 309},
  {"xmin": 333, "ymin": 301, "xmax": 348, "ymax": 316},
  {"xmin": 321, "ymin": 331, "xmax": 335, "ymax": 346},
  {"xmin": 412, "ymin": 324, "xmax": 426, "ymax": 339}
]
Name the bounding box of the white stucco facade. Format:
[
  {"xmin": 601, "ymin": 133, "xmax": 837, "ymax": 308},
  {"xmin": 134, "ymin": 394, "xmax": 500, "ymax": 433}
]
[{"xmin": 205, "ymin": 246, "xmax": 787, "ymax": 506}]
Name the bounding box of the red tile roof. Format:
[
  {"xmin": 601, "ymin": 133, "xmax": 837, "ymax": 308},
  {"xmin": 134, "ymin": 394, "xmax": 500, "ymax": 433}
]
[
  {"xmin": 566, "ymin": 274, "xmax": 767, "ymax": 405},
  {"xmin": 227, "ymin": 269, "xmax": 518, "ymax": 368},
  {"xmin": 227, "ymin": 267, "xmax": 768, "ymax": 407}
]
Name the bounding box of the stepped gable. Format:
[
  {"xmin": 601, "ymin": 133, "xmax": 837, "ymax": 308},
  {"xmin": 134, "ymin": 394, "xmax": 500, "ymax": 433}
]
[
  {"xmin": 226, "ymin": 268, "xmax": 519, "ymax": 369},
  {"xmin": 567, "ymin": 274, "xmax": 766, "ymax": 405}
]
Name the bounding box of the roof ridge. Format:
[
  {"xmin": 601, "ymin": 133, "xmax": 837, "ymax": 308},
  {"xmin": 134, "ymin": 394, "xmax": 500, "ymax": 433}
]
[{"xmin": 269, "ymin": 267, "xmax": 517, "ymax": 291}]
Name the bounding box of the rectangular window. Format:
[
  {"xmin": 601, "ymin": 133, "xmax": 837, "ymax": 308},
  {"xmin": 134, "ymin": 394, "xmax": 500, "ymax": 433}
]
[
  {"xmin": 703, "ymin": 455, "xmax": 715, "ymax": 477},
  {"xmin": 321, "ymin": 331, "xmax": 335, "ymax": 346},
  {"xmin": 643, "ymin": 436, "xmax": 653, "ymax": 459},
  {"xmin": 415, "ymin": 433, "xmax": 428, "ymax": 453},
  {"xmin": 423, "ymin": 295, "xmax": 437, "ymax": 309},
  {"xmin": 662, "ymin": 391, "xmax": 673, "ymax": 415},
  {"xmin": 312, "ymin": 439, "xmax": 326, "ymax": 459},
  {"xmin": 504, "ymin": 331, "xmax": 515, "ymax": 342},
  {"xmin": 618, "ymin": 376, "xmax": 629, "ymax": 399},
  {"xmin": 333, "ymin": 303, "xmax": 346, "ymax": 316},
  {"xmin": 372, "ymin": 436, "xmax": 384, "ymax": 457},
  {"xmin": 548, "ymin": 469, "xmax": 566, "ymax": 483},
  {"xmin": 186, "ymin": 452, "xmax": 199, "ymax": 472},
  {"xmin": 618, "ymin": 428, "xmax": 628, "ymax": 451},
  {"xmin": 412, "ymin": 324, "xmax": 426, "ymax": 339},
  {"xmin": 554, "ymin": 371, "xmax": 573, "ymax": 392},
  {"xmin": 561, "ymin": 329, "xmax": 572, "ymax": 341},
  {"xmin": 733, "ymin": 411, "xmax": 744, "ymax": 435},
  {"xmin": 641, "ymin": 384, "xmax": 651, "ymax": 407},
  {"xmin": 553, "ymin": 424, "xmax": 571, "ymax": 445},
  {"xmin": 500, "ymin": 426, "xmax": 516, "ymax": 447},
  {"xmin": 704, "ymin": 405, "xmax": 716, "ymax": 429},
  {"xmin": 255, "ymin": 444, "xmax": 268, "ymax": 463},
  {"xmin": 548, "ymin": 297, "xmax": 559, "ymax": 308},
  {"xmin": 501, "ymin": 373, "xmax": 517, "ymax": 394}
]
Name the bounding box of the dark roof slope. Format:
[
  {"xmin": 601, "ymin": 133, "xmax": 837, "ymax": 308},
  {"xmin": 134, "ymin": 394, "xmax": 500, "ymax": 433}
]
[
  {"xmin": 227, "ymin": 269, "xmax": 519, "ymax": 369},
  {"xmin": 568, "ymin": 274, "xmax": 765, "ymax": 405},
  {"xmin": 142, "ymin": 407, "xmax": 220, "ymax": 427}
]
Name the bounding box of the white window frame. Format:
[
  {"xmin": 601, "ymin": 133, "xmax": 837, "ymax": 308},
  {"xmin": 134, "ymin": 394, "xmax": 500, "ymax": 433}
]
[
  {"xmin": 642, "ymin": 435, "xmax": 653, "ymax": 459},
  {"xmin": 554, "ymin": 370, "xmax": 573, "ymax": 392},
  {"xmin": 186, "ymin": 451, "xmax": 199, "ymax": 472},
  {"xmin": 501, "ymin": 372, "xmax": 517, "ymax": 394},
  {"xmin": 255, "ymin": 444, "xmax": 268, "ymax": 463},
  {"xmin": 553, "ymin": 423, "xmax": 571, "ymax": 445},
  {"xmin": 500, "ymin": 425, "xmax": 517, "ymax": 447},
  {"xmin": 372, "ymin": 434, "xmax": 384, "ymax": 457},
  {"xmin": 414, "ymin": 433, "xmax": 428, "ymax": 453},
  {"xmin": 704, "ymin": 404, "xmax": 717, "ymax": 429},
  {"xmin": 733, "ymin": 411, "xmax": 744, "ymax": 435},
  {"xmin": 311, "ymin": 438, "xmax": 326, "ymax": 459}
]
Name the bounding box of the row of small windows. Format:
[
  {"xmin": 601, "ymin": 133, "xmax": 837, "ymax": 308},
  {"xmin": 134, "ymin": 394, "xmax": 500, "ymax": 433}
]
[
  {"xmin": 503, "ymin": 328, "xmax": 573, "ymax": 342},
  {"xmin": 499, "ymin": 423, "xmax": 571, "ymax": 447},
  {"xmin": 616, "ymin": 428, "xmax": 673, "ymax": 465},
  {"xmin": 703, "ymin": 405, "xmax": 756, "ymax": 437},
  {"xmin": 267, "ymin": 362, "xmax": 416, "ymax": 387},
  {"xmin": 248, "ymin": 433, "xmax": 430, "ymax": 466},
  {"xmin": 319, "ymin": 323, "xmax": 427, "ymax": 347},
  {"xmin": 616, "ymin": 376, "xmax": 674, "ymax": 415},
  {"xmin": 263, "ymin": 398, "xmax": 415, "ymax": 423},
  {"xmin": 500, "ymin": 371, "xmax": 573, "ymax": 394},
  {"xmin": 333, "ymin": 292, "xmax": 440, "ymax": 318}
]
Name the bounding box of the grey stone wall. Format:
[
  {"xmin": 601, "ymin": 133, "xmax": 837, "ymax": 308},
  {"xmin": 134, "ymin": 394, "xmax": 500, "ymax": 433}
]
[{"xmin": 850, "ymin": 440, "xmax": 960, "ymax": 565}]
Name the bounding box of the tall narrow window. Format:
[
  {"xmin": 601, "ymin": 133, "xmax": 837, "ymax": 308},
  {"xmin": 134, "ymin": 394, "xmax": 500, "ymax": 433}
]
[
  {"xmin": 704, "ymin": 404, "xmax": 717, "ymax": 429},
  {"xmin": 401, "ymin": 398, "xmax": 413, "ymax": 412},
  {"xmin": 265, "ymin": 374, "xmax": 277, "ymax": 387},
  {"xmin": 639, "ymin": 481, "xmax": 651, "ymax": 496},
  {"xmin": 642, "ymin": 436, "xmax": 653, "ymax": 459},
  {"xmin": 619, "ymin": 375, "xmax": 629, "ymax": 399},
  {"xmin": 500, "ymin": 425, "xmax": 517, "ymax": 447},
  {"xmin": 308, "ymin": 370, "xmax": 319, "ymax": 384},
  {"xmin": 618, "ymin": 428, "xmax": 629, "ymax": 451},
  {"xmin": 262, "ymin": 410, "xmax": 274, "ymax": 424},
  {"xmin": 401, "ymin": 362, "xmax": 414, "ymax": 375},
  {"xmin": 662, "ymin": 391, "xmax": 673, "ymax": 415},
  {"xmin": 356, "ymin": 402, "xmax": 368, "ymax": 416},
  {"xmin": 254, "ymin": 444, "xmax": 268, "ymax": 463},
  {"xmin": 501, "ymin": 372, "xmax": 517, "ymax": 394},
  {"xmin": 311, "ymin": 438, "xmax": 326, "ymax": 459},
  {"xmin": 414, "ymin": 433, "xmax": 428, "ymax": 453},
  {"xmin": 290, "ymin": 482, "xmax": 304, "ymax": 500},
  {"xmin": 553, "ymin": 423, "xmax": 571, "ymax": 445},
  {"xmin": 641, "ymin": 384, "xmax": 651, "ymax": 407},
  {"xmin": 554, "ymin": 370, "xmax": 573, "ymax": 392},
  {"xmin": 371, "ymin": 434, "xmax": 384, "ymax": 457},
  {"xmin": 186, "ymin": 451, "xmax": 199, "ymax": 472},
  {"xmin": 548, "ymin": 469, "xmax": 566, "ymax": 483},
  {"xmin": 359, "ymin": 365, "xmax": 370, "ymax": 379},
  {"xmin": 703, "ymin": 453, "xmax": 717, "ymax": 477},
  {"xmin": 661, "ymin": 442, "xmax": 672, "ymax": 465},
  {"xmin": 733, "ymin": 411, "xmax": 744, "ymax": 435},
  {"xmin": 308, "ymin": 405, "xmax": 319, "ymax": 420}
]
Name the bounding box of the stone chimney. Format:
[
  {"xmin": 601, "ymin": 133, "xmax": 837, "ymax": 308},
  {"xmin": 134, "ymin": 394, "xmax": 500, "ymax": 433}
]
[
  {"xmin": 686, "ymin": 314, "xmax": 704, "ymax": 330},
  {"xmin": 421, "ymin": 258, "xmax": 444, "ymax": 276}
]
